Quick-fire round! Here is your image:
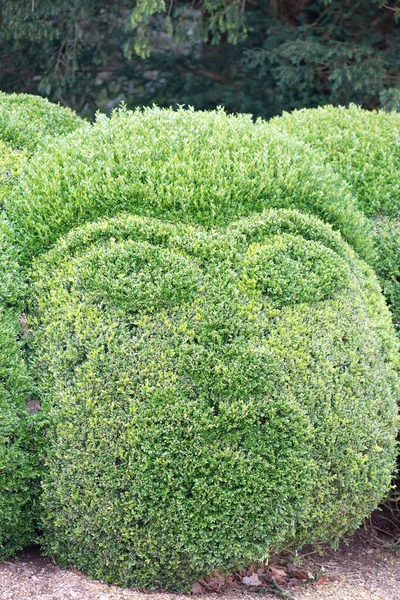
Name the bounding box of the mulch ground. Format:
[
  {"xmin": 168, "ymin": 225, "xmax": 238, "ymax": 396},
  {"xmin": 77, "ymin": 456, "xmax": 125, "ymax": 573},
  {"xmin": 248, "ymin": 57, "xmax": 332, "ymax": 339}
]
[{"xmin": 1, "ymin": 533, "xmax": 399, "ymax": 600}]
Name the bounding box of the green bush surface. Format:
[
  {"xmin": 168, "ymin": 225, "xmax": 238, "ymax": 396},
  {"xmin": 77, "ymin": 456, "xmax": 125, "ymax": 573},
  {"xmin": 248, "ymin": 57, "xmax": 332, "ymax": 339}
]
[
  {"xmin": 0, "ymin": 226, "xmax": 39, "ymax": 559},
  {"xmin": 6, "ymin": 106, "xmax": 373, "ymax": 263},
  {"xmin": 270, "ymin": 105, "xmax": 400, "ymax": 328},
  {"xmin": 0, "ymin": 91, "xmax": 83, "ymax": 558},
  {"xmin": 373, "ymin": 217, "xmax": 400, "ymax": 328},
  {"xmin": 0, "ymin": 92, "xmax": 84, "ymax": 151},
  {"xmin": 0, "ymin": 140, "xmax": 28, "ymax": 207},
  {"xmin": 271, "ymin": 105, "xmax": 400, "ymax": 218},
  {"xmin": 27, "ymin": 209, "xmax": 398, "ymax": 590}
]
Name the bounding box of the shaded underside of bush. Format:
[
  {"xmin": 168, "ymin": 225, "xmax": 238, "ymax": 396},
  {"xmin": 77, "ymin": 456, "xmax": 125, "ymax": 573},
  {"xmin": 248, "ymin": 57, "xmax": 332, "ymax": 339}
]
[
  {"xmin": 28, "ymin": 209, "xmax": 398, "ymax": 590},
  {"xmin": 373, "ymin": 216, "xmax": 400, "ymax": 329},
  {"xmin": 6, "ymin": 106, "xmax": 373, "ymax": 263}
]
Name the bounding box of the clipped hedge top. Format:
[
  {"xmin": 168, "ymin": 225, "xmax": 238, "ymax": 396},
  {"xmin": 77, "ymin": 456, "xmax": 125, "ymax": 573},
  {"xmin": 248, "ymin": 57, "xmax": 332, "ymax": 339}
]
[
  {"xmin": 31, "ymin": 209, "xmax": 398, "ymax": 589},
  {"xmin": 6, "ymin": 106, "xmax": 373, "ymax": 263},
  {"xmin": 0, "ymin": 92, "xmax": 84, "ymax": 151},
  {"xmin": 270, "ymin": 104, "xmax": 400, "ymax": 218}
]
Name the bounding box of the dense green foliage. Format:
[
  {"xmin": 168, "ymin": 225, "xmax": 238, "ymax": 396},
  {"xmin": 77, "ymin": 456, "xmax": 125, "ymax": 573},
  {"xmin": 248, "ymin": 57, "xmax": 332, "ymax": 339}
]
[
  {"xmin": 270, "ymin": 105, "xmax": 400, "ymax": 327},
  {"xmin": 6, "ymin": 106, "xmax": 372, "ymax": 263},
  {"xmin": 0, "ymin": 226, "xmax": 38, "ymax": 559},
  {"xmin": 0, "ymin": 141, "xmax": 27, "ymax": 206},
  {"xmin": 1, "ymin": 1, "xmax": 399, "ymax": 118},
  {"xmin": 0, "ymin": 92, "xmax": 83, "ymax": 559},
  {"xmin": 0, "ymin": 92, "xmax": 83, "ymax": 151},
  {"xmin": 0, "ymin": 92, "xmax": 83, "ymax": 206},
  {"xmin": 27, "ymin": 210, "xmax": 398, "ymax": 589},
  {"xmin": 374, "ymin": 217, "xmax": 400, "ymax": 327},
  {"xmin": 271, "ymin": 105, "xmax": 400, "ymax": 218},
  {"xmin": 1, "ymin": 97, "xmax": 399, "ymax": 588}
]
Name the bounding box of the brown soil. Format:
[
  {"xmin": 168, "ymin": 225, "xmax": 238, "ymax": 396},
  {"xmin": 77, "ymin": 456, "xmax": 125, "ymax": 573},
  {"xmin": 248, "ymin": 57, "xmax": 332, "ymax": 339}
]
[{"xmin": 0, "ymin": 536, "xmax": 399, "ymax": 600}]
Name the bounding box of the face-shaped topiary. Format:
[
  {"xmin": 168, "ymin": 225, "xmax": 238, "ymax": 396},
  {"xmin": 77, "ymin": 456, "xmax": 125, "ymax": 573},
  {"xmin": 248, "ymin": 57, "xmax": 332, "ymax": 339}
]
[{"xmin": 29, "ymin": 209, "xmax": 398, "ymax": 590}]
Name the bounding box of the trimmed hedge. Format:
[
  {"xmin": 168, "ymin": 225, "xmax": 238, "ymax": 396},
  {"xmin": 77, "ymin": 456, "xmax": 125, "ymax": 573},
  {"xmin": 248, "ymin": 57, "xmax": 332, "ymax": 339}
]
[
  {"xmin": 0, "ymin": 92, "xmax": 84, "ymax": 151},
  {"xmin": 0, "ymin": 91, "xmax": 83, "ymax": 558},
  {"xmin": 6, "ymin": 106, "xmax": 373, "ymax": 263},
  {"xmin": 270, "ymin": 105, "xmax": 400, "ymax": 328},
  {"xmin": 27, "ymin": 210, "xmax": 398, "ymax": 590},
  {"xmin": 0, "ymin": 226, "xmax": 39, "ymax": 559},
  {"xmin": 270, "ymin": 105, "xmax": 400, "ymax": 218}
]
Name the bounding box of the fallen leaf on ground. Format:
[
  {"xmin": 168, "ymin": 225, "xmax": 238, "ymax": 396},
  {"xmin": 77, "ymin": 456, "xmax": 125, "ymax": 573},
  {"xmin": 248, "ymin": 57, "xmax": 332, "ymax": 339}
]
[
  {"xmin": 313, "ymin": 575, "xmax": 330, "ymax": 586},
  {"xmin": 242, "ymin": 573, "xmax": 263, "ymax": 586},
  {"xmin": 191, "ymin": 581, "xmax": 203, "ymax": 594}
]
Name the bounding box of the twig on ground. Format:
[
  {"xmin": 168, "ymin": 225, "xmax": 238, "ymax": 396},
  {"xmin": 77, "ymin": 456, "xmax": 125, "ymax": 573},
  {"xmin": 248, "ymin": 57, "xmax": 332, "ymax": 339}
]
[{"xmin": 271, "ymin": 578, "xmax": 295, "ymax": 600}]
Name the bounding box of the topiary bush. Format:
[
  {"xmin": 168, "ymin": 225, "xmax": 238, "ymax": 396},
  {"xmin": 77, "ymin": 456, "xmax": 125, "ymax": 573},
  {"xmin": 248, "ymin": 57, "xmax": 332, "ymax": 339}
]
[
  {"xmin": 0, "ymin": 91, "xmax": 83, "ymax": 558},
  {"xmin": 25, "ymin": 209, "xmax": 398, "ymax": 590},
  {"xmin": 0, "ymin": 225, "xmax": 40, "ymax": 559},
  {"xmin": 6, "ymin": 106, "xmax": 373, "ymax": 263},
  {"xmin": 270, "ymin": 105, "xmax": 400, "ymax": 218},
  {"xmin": 269, "ymin": 105, "xmax": 400, "ymax": 329},
  {"xmin": 0, "ymin": 92, "xmax": 84, "ymax": 152}
]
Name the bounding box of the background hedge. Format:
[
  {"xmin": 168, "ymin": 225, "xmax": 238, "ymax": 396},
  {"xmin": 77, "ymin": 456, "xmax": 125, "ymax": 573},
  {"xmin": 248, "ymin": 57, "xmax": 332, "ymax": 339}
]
[
  {"xmin": 270, "ymin": 105, "xmax": 400, "ymax": 330},
  {"xmin": 0, "ymin": 226, "xmax": 38, "ymax": 559},
  {"xmin": 26, "ymin": 209, "xmax": 398, "ymax": 590},
  {"xmin": 1, "ymin": 1, "xmax": 399, "ymax": 119},
  {"xmin": 0, "ymin": 92, "xmax": 84, "ymax": 151},
  {"xmin": 0, "ymin": 92, "xmax": 83, "ymax": 558}
]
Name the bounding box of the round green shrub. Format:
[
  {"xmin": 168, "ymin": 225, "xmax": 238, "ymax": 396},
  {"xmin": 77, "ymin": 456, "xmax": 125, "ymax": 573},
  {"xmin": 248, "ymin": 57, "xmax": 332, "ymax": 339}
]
[
  {"xmin": 6, "ymin": 106, "xmax": 373, "ymax": 263},
  {"xmin": 269, "ymin": 105, "xmax": 400, "ymax": 329},
  {"xmin": 0, "ymin": 226, "xmax": 39, "ymax": 559},
  {"xmin": 0, "ymin": 92, "xmax": 84, "ymax": 152},
  {"xmin": 0, "ymin": 90, "xmax": 82, "ymax": 557},
  {"xmin": 28, "ymin": 209, "xmax": 398, "ymax": 590},
  {"xmin": 270, "ymin": 105, "xmax": 400, "ymax": 218}
]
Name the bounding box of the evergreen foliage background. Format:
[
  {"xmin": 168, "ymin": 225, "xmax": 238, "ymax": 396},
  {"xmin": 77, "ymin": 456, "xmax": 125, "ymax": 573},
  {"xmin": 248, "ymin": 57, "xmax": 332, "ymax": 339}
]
[{"xmin": 1, "ymin": 1, "xmax": 399, "ymax": 118}]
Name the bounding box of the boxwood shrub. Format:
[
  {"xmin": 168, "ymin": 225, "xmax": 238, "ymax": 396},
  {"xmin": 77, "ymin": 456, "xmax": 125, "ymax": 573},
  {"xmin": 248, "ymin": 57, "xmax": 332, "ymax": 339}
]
[
  {"xmin": 0, "ymin": 226, "xmax": 39, "ymax": 559},
  {"xmin": 27, "ymin": 209, "xmax": 398, "ymax": 590},
  {"xmin": 0, "ymin": 92, "xmax": 84, "ymax": 152},
  {"xmin": 6, "ymin": 106, "xmax": 373, "ymax": 263},
  {"xmin": 270, "ymin": 105, "xmax": 400, "ymax": 328},
  {"xmin": 0, "ymin": 90, "xmax": 83, "ymax": 557}
]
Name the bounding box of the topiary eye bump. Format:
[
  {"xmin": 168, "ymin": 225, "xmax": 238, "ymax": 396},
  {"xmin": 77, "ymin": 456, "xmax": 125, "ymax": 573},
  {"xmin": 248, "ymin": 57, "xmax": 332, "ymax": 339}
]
[{"xmin": 242, "ymin": 234, "xmax": 349, "ymax": 306}]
